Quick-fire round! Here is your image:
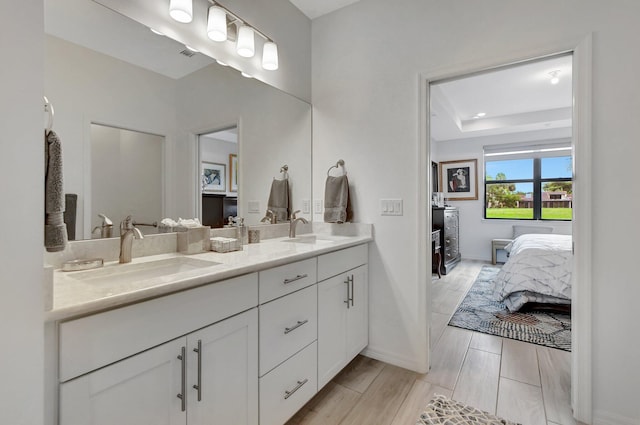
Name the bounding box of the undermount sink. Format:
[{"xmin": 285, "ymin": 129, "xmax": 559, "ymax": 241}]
[
  {"xmin": 281, "ymin": 234, "xmax": 348, "ymax": 245},
  {"xmin": 67, "ymin": 257, "xmax": 220, "ymax": 286}
]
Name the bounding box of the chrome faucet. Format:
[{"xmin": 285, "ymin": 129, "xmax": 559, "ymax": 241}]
[
  {"xmin": 289, "ymin": 210, "xmax": 308, "ymax": 238},
  {"xmin": 261, "ymin": 209, "xmax": 277, "ymax": 224},
  {"xmin": 119, "ymin": 215, "xmax": 144, "ymax": 263}
]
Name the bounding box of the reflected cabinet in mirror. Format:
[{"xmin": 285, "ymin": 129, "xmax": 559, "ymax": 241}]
[{"xmin": 44, "ymin": 0, "xmax": 312, "ymax": 240}]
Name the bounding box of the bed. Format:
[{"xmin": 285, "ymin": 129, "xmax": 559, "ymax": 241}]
[{"xmin": 492, "ymin": 233, "xmax": 573, "ymax": 312}]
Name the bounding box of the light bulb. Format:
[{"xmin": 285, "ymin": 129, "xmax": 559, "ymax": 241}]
[
  {"xmin": 169, "ymin": 0, "xmax": 192, "ymax": 23},
  {"xmin": 207, "ymin": 6, "xmax": 227, "ymax": 42},
  {"xmin": 237, "ymin": 25, "xmax": 255, "ymax": 58},
  {"xmin": 262, "ymin": 41, "xmax": 279, "ymax": 70}
]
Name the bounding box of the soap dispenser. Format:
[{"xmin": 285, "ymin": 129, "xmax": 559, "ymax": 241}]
[{"xmin": 236, "ymin": 217, "xmax": 248, "ymax": 245}]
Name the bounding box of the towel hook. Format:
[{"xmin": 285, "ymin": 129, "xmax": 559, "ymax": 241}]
[
  {"xmin": 326, "ymin": 159, "xmax": 345, "ymax": 176},
  {"xmin": 44, "ymin": 96, "xmax": 54, "ymax": 134}
]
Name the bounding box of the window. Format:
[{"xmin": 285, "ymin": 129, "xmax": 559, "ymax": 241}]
[{"xmin": 484, "ymin": 143, "xmax": 572, "ymax": 221}]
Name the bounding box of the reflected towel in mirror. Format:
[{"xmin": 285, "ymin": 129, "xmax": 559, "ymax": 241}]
[
  {"xmin": 45, "ymin": 130, "xmax": 68, "ymax": 252},
  {"xmin": 268, "ymin": 178, "xmax": 290, "ymax": 222}
]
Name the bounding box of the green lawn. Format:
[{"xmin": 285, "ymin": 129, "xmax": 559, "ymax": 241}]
[{"xmin": 486, "ymin": 208, "xmax": 572, "ymax": 220}]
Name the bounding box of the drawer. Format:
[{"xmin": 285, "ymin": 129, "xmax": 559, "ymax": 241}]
[
  {"xmin": 59, "ymin": 273, "xmax": 258, "ymax": 382},
  {"xmin": 317, "ymin": 244, "xmax": 368, "ymax": 281},
  {"xmin": 259, "ymin": 285, "xmax": 317, "ymax": 376},
  {"xmin": 259, "ymin": 341, "xmax": 317, "ymax": 425},
  {"xmin": 259, "ymin": 258, "xmax": 317, "ymax": 303}
]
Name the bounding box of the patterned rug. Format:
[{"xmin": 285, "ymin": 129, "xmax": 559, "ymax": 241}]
[
  {"xmin": 448, "ymin": 266, "xmax": 571, "ymax": 351},
  {"xmin": 417, "ymin": 394, "xmax": 520, "ymax": 425}
]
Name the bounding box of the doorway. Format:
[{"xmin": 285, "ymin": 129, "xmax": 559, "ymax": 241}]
[{"xmin": 420, "ymin": 41, "xmax": 593, "ymax": 422}]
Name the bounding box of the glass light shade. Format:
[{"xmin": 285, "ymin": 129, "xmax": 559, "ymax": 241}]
[
  {"xmin": 236, "ymin": 26, "xmax": 255, "ymax": 58},
  {"xmin": 207, "ymin": 6, "xmax": 227, "ymax": 41},
  {"xmin": 169, "ymin": 0, "xmax": 192, "ymax": 23},
  {"xmin": 262, "ymin": 42, "xmax": 278, "ymax": 70}
]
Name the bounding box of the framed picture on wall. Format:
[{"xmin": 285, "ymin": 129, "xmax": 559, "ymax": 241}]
[
  {"xmin": 439, "ymin": 159, "xmax": 478, "ymax": 200},
  {"xmin": 229, "ymin": 154, "xmax": 238, "ymax": 193},
  {"xmin": 201, "ymin": 161, "xmax": 226, "ymax": 193}
]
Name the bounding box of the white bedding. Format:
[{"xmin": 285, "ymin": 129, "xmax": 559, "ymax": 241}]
[{"xmin": 492, "ymin": 233, "xmax": 573, "ymax": 312}]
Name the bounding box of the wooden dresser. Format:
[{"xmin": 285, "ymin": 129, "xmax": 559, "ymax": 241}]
[{"xmin": 432, "ymin": 207, "xmax": 461, "ymax": 274}]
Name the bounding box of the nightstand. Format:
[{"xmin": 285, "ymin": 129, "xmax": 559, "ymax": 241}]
[{"xmin": 491, "ymin": 239, "xmax": 513, "ymax": 265}]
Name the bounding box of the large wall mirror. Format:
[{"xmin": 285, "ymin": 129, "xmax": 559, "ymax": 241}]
[{"xmin": 44, "ymin": 0, "xmax": 312, "ymax": 240}]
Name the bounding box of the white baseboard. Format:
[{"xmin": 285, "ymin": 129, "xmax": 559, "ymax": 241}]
[
  {"xmin": 593, "ymin": 410, "xmax": 638, "ymax": 425},
  {"xmin": 361, "ymin": 346, "xmax": 427, "ymax": 373}
]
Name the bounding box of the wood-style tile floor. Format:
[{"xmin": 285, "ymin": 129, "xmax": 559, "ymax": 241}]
[{"xmin": 288, "ymin": 260, "xmax": 576, "ymax": 425}]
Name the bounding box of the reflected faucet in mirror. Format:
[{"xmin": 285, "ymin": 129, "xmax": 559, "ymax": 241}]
[
  {"xmin": 92, "ymin": 213, "xmax": 113, "ymax": 239},
  {"xmin": 289, "ymin": 210, "xmax": 308, "ymax": 238},
  {"xmin": 119, "ymin": 215, "xmax": 144, "ymax": 263},
  {"xmin": 261, "ymin": 210, "xmax": 277, "ymax": 224}
]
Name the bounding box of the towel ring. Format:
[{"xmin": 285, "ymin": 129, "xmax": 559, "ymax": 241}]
[
  {"xmin": 44, "ymin": 96, "xmax": 54, "ymax": 133},
  {"xmin": 327, "ymin": 159, "xmax": 345, "ymax": 176},
  {"xmin": 276, "ymin": 164, "xmax": 289, "ymax": 180}
]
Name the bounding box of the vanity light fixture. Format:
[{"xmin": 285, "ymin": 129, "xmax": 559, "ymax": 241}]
[
  {"xmin": 205, "ymin": 0, "xmax": 279, "ymax": 70},
  {"xmin": 169, "ymin": 0, "xmax": 193, "ymax": 23},
  {"xmin": 207, "ymin": 5, "xmax": 227, "ymax": 41},
  {"xmin": 549, "ymin": 70, "xmax": 561, "ymax": 85},
  {"xmin": 236, "ymin": 25, "xmax": 255, "ymax": 57}
]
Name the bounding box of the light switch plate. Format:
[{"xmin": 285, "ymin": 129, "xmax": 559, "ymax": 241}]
[
  {"xmin": 314, "ymin": 199, "xmax": 323, "ymax": 214},
  {"xmin": 302, "ymin": 199, "xmax": 310, "ymax": 214},
  {"xmin": 248, "ymin": 200, "xmax": 260, "ymax": 213},
  {"xmin": 380, "ymin": 199, "xmax": 403, "ymax": 216}
]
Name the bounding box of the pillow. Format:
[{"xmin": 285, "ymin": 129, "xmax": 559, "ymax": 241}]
[{"xmin": 512, "ymin": 225, "xmax": 553, "ymax": 239}]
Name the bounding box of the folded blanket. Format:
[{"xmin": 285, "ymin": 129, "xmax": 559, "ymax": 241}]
[
  {"xmin": 45, "ymin": 130, "xmax": 67, "ymax": 252},
  {"xmin": 267, "ymin": 178, "xmax": 290, "ymax": 222},
  {"xmin": 324, "ymin": 175, "xmax": 351, "ymax": 223}
]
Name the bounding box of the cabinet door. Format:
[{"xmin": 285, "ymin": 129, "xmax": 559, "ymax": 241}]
[
  {"xmin": 60, "ymin": 338, "xmax": 187, "ymax": 425},
  {"xmin": 317, "ymin": 273, "xmax": 349, "ymax": 389},
  {"xmin": 187, "ymin": 308, "xmax": 258, "ymax": 425},
  {"xmin": 346, "ymin": 265, "xmax": 368, "ymax": 360}
]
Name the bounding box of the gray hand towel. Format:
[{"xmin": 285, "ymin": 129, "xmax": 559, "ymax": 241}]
[
  {"xmin": 324, "ymin": 175, "xmax": 351, "ymax": 223},
  {"xmin": 45, "ymin": 130, "xmax": 68, "ymax": 252},
  {"xmin": 268, "ymin": 178, "xmax": 290, "ymax": 222}
]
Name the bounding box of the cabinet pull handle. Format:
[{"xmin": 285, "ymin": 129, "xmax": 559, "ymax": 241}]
[
  {"xmin": 284, "ymin": 378, "xmax": 308, "ymax": 400},
  {"xmin": 283, "ymin": 274, "xmax": 308, "ymax": 285},
  {"xmin": 284, "ymin": 319, "xmax": 309, "ymax": 334},
  {"xmin": 192, "ymin": 339, "xmax": 202, "ymax": 402},
  {"xmin": 349, "ymin": 275, "xmax": 354, "ymax": 307},
  {"xmin": 177, "ymin": 346, "xmax": 186, "ymax": 412},
  {"xmin": 344, "ymin": 277, "xmax": 351, "ymax": 309}
]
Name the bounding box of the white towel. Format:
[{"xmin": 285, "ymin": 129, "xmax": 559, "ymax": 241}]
[
  {"xmin": 45, "ymin": 130, "xmax": 68, "ymax": 252},
  {"xmin": 324, "ymin": 175, "xmax": 351, "ymax": 223},
  {"xmin": 267, "ymin": 179, "xmax": 290, "ymax": 222}
]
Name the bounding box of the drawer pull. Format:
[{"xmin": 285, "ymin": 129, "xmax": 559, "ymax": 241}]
[
  {"xmin": 284, "ymin": 319, "xmax": 309, "ymax": 334},
  {"xmin": 283, "ymin": 274, "xmax": 308, "ymax": 285},
  {"xmin": 177, "ymin": 346, "xmax": 186, "ymax": 412},
  {"xmin": 284, "ymin": 378, "xmax": 309, "ymax": 400}
]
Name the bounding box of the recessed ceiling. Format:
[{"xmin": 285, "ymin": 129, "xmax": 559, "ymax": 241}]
[
  {"xmin": 289, "ymin": 0, "xmax": 360, "ymax": 19},
  {"xmin": 431, "ymin": 55, "xmax": 573, "ymax": 142}
]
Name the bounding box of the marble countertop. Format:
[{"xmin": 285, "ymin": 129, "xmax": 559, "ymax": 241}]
[{"xmin": 46, "ymin": 230, "xmax": 372, "ymax": 322}]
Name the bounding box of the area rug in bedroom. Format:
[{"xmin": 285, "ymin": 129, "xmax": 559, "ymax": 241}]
[{"xmin": 448, "ymin": 265, "xmax": 571, "ymax": 351}]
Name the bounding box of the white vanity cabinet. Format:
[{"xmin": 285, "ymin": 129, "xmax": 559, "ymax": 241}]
[
  {"xmin": 57, "ymin": 273, "xmax": 259, "ymax": 425},
  {"xmin": 317, "ymin": 245, "xmax": 369, "ymax": 389}
]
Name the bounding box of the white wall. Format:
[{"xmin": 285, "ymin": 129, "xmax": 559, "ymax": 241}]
[
  {"xmin": 0, "ymin": 1, "xmax": 44, "ymax": 424},
  {"xmin": 312, "ymin": 0, "xmax": 640, "ymax": 423},
  {"xmin": 433, "ymin": 128, "xmax": 573, "ymax": 261}
]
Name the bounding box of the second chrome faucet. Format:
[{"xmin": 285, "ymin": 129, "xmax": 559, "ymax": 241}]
[
  {"xmin": 119, "ymin": 215, "xmax": 144, "ymax": 263},
  {"xmin": 289, "ymin": 210, "xmax": 308, "ymax": 238}
]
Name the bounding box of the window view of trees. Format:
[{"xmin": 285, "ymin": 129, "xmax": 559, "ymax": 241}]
[{"xmin": 485, "ymin": 155, "xmax": 572, "ymax": 220}]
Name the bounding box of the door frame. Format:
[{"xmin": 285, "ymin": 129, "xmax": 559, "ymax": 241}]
[{"xmin": 418, "ymin": 35, "xmax": 592, "ymax": 423}]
